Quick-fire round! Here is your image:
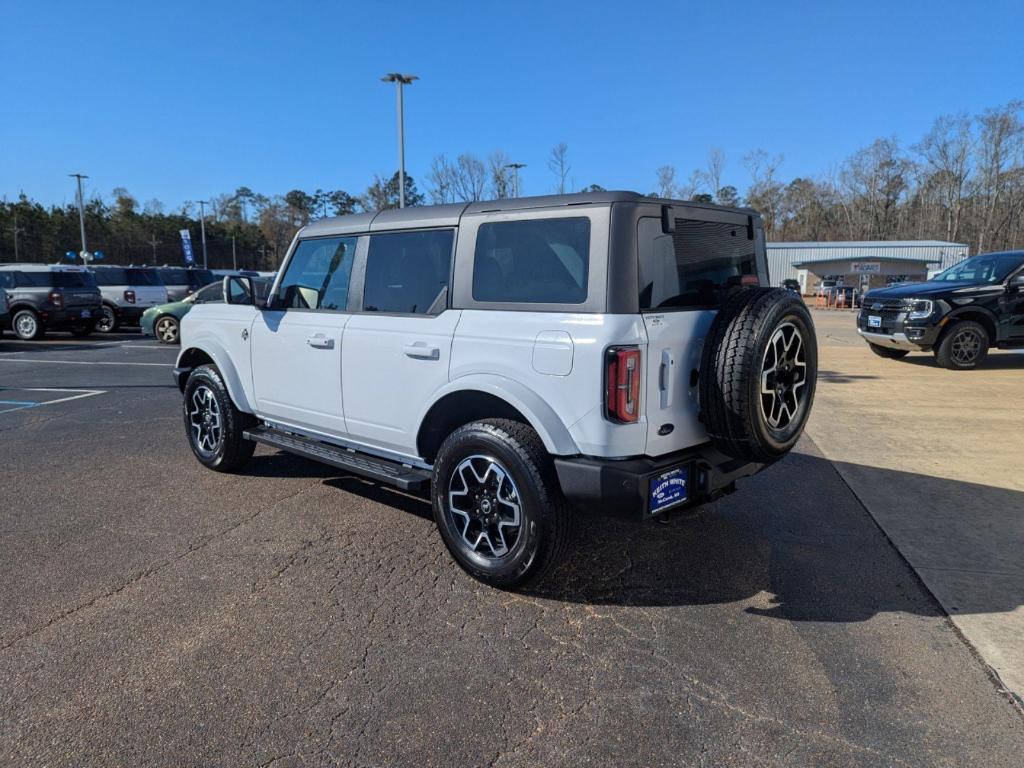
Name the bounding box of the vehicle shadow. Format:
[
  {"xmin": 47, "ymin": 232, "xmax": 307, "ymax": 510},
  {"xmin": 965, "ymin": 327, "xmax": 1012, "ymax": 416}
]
[
  {"xmin": 900, "ymin": 352, "xmax": 1024, "ymax": 370},
  {"xmin": 817, "ymin": 370, "xmax": 880, "ymax": 383},
  {"xmin": 249, "ymin": 445, "xmax": 1024, "ymax": 624}
]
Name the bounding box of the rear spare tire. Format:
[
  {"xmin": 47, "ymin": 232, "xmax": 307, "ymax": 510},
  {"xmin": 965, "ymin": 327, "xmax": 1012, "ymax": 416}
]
[{"xmin": 699, "ymin": 287, "xmax": 817, "ymax": 463}]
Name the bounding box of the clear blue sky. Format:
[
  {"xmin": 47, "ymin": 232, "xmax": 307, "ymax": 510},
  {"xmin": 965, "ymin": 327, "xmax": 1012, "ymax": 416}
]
[{"xmin": 2, "ymin": 0, "xmax": 1021, "ymax": 210}]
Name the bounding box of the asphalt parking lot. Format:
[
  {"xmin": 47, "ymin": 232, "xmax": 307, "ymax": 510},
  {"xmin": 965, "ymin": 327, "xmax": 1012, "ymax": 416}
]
[{"xmin": 2, "ymin": 328, "xmax": 1023, "ymax": 767}]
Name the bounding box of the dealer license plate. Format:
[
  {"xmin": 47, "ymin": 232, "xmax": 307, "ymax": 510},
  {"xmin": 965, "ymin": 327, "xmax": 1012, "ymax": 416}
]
[
  {"xmin": 80, "ymin": 310, "xmax": 91, "ymax": 319},
  {"xmin": 868, "ymin": 315, "xmax": 881, "ymax": 328},
  {"xmin": 649, "ymin": 466, "xmax": 688, "ymax": 515}
]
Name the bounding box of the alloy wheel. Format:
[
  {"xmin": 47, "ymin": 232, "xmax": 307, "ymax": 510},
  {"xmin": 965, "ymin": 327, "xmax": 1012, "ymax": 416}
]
[
  {"xmin": 156, "ymin": 317, "xmax": 178, "ymax": 343},
  {"xmin": 760, "ymin": 322, "xmax": 808, "ymax": 430},
  {"xmin": 447, "ymin": 455, "xmax": 522, "ymax": 559},
  {"xmin": 96, "ymin": 306, "xmax": 116, "ymax": 333},
  {"xmin": 951, "ymin": 328, "xmax": 982, "ymax": 366},
  {"xmin": 188, "ymin": 385, "xmax": 222, "ymax": 454}
]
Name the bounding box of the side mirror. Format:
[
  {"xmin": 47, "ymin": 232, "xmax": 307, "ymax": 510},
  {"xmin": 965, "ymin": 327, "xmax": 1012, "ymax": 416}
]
[
  {"xmin": 1009, "ymin": 273, "xmax": 1024, "ymax": 290},
  {"xmin": 224, "ymin": 275, "xmax": 268, "ymax": 308}
]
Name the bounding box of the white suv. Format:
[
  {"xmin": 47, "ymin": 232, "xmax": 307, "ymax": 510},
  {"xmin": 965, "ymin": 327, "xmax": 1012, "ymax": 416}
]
[{"xmin": 174, "ymin": 192, "xmax": 817, "ymax": 587}]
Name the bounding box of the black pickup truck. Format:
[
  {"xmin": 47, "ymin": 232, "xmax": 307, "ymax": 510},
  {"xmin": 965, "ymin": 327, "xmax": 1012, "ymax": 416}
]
[{"xmin": 856, "ymin": 251, "xmax": 1024, "ymax": 370}]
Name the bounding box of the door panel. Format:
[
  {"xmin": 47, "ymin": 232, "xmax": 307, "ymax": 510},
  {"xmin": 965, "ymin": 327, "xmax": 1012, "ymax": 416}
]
[
  {"xmin": 250, "ymin": 310, "xmax": 350, "ymax": 436},
  {"xmin": 341, "ymin": 311, "xmax": 461, "ymax": 457}
]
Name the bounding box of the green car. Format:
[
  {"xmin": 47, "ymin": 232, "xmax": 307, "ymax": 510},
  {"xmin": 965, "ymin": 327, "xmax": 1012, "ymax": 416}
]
[{"xmin": 140, "ymin": 282, "xmax": 223, "ymax": 344}]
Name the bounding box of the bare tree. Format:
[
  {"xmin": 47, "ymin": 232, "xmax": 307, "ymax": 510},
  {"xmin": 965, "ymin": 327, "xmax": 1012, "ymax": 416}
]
[
  {"xmin": 489, "ymin": 150, "xmax": 514, "ymax": 199},
  {"xmin": 428, "ymin": 154, "xmax": 456, "ymax": 205},
  {"xmin": 914, "ymin": 113, "xmax": 973, "ymax": 243},
  {"xmin": 706, "ymin": 148, "xmax": 726, "ymax": 203},
  {"xmin": 451, "ymin": 153, "xmax": 487, "ymax": 201},
  {"xmin": 655, "ymin": 165, "xmax": 677, "ymax": 198},
  {"xmin": 839, "ymin": 138, "xmax": 913, "ymax": 239},
  {"xmin": 973, "ymin": 101, "xmax": 1024, "ymax": 252},
  {"xmin": 744, "ymin": 150, "xmax": 786, "ymax": 237},
  {"xmin": 677, "ymin": 169, "xmax": 706, "ymax": 201},
  {"xmin": 548, "ymin": 143, "xmax": 570, "ymax": 194}
]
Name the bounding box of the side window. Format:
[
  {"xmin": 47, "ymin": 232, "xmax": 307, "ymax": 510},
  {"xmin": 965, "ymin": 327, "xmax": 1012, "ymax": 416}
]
[
  {"xmin": 362, "ymin": 229, "xmax": 453, "ymax": 314},
  {"xmin": 276, "ymin": 236, "xmax": 357, "ymax": 310},
  {"xmin": 0, "ymin": 272, "xmax": 14, "ymax": 289},
  {"xmin": 472, "ymin": 217, "xmax": 590, "ymax": 304},
  {"xmin": 638, "ymin": 217, "xmax": 757, "ymax": 310}
]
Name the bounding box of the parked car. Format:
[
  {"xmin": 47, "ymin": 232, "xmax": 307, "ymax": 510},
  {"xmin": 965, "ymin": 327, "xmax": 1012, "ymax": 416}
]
[
  {"xmin": 781, "ymin": 278, "xmax": 801, "ymax": 294},
  {"xmin": 172, "ymin": 192, "xmax": 819, "ymax": 588},
  {"xmin": 0, "ymin": 264, "xmax": 102, "ymax": 339},
  {"xmin": 140, "ymin": 281, "xmax": 225, "ymax": 344},
  {"xmin": 857, "ymin": 250, "xmax": 1024, "ymax": 369},
  {"xmin": 815, "ymin": 279, "xmax": 838, "ymax": 296},
  {"xmin": 828, "ymin": 285, "xmax": 860, "ymax": 307},
  {"xmin": 155, "ymin": 267, "xmax": 217, "ymax": 302},
  {"xmin": 89, "ymin": 265, "xmax": 169, "ymax": 333}
]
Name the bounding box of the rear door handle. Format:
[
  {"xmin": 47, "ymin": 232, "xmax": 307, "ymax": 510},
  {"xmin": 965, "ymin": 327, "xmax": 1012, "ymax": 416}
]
[
  {"xmin": 306, "ymin": 334, "xmax": 335, "ymax": 350},
  {"xmin": 403, "ymin": 342, "xmax": 440, "ymax": 360},
  {"xmin": 659, "ymin": 349, "xmax": 674, "ymax": 408}
]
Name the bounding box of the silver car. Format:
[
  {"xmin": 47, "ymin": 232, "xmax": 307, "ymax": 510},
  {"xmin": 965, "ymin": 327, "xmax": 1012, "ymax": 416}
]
[{"xmin": 89, "ymin": 266, "xmax": 169, "ymax": 333}]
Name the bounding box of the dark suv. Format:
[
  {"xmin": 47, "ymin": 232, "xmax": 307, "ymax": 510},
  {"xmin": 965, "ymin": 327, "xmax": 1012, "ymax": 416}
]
[
  {"xmin": 857, "ymin": 251, "xmax": 1024, "ymax": 369},
  {"xmin": 0, "ymin": 264, "xmax": 103, "ymax": 340}
]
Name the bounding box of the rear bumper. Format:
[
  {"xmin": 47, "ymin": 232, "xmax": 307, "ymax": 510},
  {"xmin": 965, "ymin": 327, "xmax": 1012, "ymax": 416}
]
[
  {"xmin": 554, "ymin": 444, "xmax": 763, "ymax": 519},
  {"xmin": 40, "ymin": 306, "xmax": 101, "ymax": 328}
]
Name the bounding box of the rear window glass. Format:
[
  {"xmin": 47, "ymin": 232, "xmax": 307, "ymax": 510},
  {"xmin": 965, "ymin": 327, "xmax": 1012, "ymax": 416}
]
[
  {"xmin": 159, "ymin": 268, "xmax": 189, "ymax": 284},
  {"xmin": 92, "ymin": 268, "xmax": 129, "ymax": 286},
  {"xmin": 473, "ymin": 217, "xmax": 589, "ymax": 304},
  {"xmin": 189, "ymin": 269, "xmax": 216, "ymax": 287},
  {"xmin": 127, "ymin": 268, "xmax": 162, "ymax": 286},
  {"xmin": 363, "ymin": 230, "xmax": 454, "ymax": 314},
  {"xmin": 638, "ymin": 217, "xmax": 757, "ymax": 310}
]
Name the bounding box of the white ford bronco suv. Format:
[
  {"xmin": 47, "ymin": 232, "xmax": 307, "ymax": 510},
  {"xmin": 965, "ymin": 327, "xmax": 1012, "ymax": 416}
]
[{"xmin": 175, "ymin": 192, "xmax": 817, "ymax": 587}]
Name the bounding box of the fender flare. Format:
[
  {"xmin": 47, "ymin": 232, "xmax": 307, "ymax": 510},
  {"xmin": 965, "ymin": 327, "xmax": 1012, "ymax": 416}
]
[
  {"xmin": 943, "ymin": 305, "xmax": 1000, "ymax": 343},
  {"xmin": 417, "ymin": 373, "xmax": 579, "ymax": 456},
  {"xmin": 175, "ymin": 337, "xmax": 254, "ymax": 413}
]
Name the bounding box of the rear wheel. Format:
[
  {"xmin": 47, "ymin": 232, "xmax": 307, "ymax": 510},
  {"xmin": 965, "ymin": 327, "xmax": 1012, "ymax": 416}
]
[
  {"xmin": 12, "ymin": 309, "xmax": 43, "ymax": 341},
  {"xmin": 432, "ymin": 419, "xmax": 569, "ymax": 589},
  {"xmin": 95, "ymin": 304, "xmax": 118, "ymax": 333},
  {"xmin": 699, "ymin": 288, "xmax": 818, "ymax": 463},
  {"xmin": 868, "ymin": 343, "xmax": 909, "ymax": 359},
  {"xmin": 155, "ymin": 315, "xmax": 179, "ymax": 344},
  {"xmin": 935, "ymin": 320, "xmax": 989, "ymax": 370},
  {"xmin": 183, "ymin": 364, "xmax": 256, "ymax": 471}
]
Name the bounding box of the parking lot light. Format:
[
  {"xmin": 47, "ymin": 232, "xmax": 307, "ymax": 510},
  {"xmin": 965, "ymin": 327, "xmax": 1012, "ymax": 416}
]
[{"xmin": 381, "ymin": 73, "xmax": 418, "ymax": 209}]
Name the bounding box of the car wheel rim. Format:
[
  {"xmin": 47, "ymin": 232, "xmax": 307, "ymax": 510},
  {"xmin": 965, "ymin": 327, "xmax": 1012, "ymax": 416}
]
[
  {"xmin": 157, "ymin": 318, "xmax": 177, "ymax": 342},
  {"xmin": 951, "ymin": 329, "xmax": 981, "ymax": 365},
  {"xmin": 447, "ymin": 455, "xmax": 522, "ymax": 559},
  {"xmin": 760, "ymin": 322, "xmax": 807, "ymax": 430},
  {"xmin": 97, "ymin": 307, "xmax": 115, "ymax": 332},
  {"xmin": 188, "ymin": 385, "xmax": 222, "ymax": 454},
  {"xmin": 15, "ymin": 314, "xmax": 36, "ymax": 338}
]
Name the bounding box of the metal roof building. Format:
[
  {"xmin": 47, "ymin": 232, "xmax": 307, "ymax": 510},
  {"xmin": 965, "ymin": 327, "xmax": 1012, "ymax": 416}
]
[{"xmin": 765, "ymin": 241, "xmax": 969, "ymax": 286}]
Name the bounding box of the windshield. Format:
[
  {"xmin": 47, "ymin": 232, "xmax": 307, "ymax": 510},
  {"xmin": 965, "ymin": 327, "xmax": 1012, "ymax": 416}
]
[{"xmin": 932, "ymin": 253, "xmax": 1023, "ymax": 284}]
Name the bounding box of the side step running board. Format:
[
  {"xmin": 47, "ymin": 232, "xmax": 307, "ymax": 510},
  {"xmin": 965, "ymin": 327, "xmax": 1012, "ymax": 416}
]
[{"xmin": 243, "ymin": 426, "xmax": 431, "ymax": 492}]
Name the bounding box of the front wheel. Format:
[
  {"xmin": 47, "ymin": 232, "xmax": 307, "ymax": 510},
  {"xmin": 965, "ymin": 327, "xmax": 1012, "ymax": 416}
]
[
  {"xmin": 183, "ymin": 364, "xmax": 256, "ymax": 471},
  {"xmin": 868, "ymin": 343, "xmax": 909, "ymax": 359},
  {"xmin": 432, "ymin": 419, "xmax": 570, "ymax": 589},
  {"xmin": 154, "ymin": 315, "xmax": 180, "ymax": 344},
  {"xmin": 934, "ymin": 320, "xmax": 989, "ymax": 370}
]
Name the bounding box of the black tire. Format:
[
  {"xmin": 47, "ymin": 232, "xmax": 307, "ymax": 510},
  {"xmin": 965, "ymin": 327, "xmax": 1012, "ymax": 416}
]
[
  {"xmin": 699, "ymin": 287, "xmax": 818, "ymax": 463},
  {"xmin": 12, "ymin": 309, "xmax": 43, "ymax": 341},
  {"xmin": 95, "ymin": 304, "xmax": 119, "ymax": 333},
  {"xmin": 432, "ymin": 418, "xmax": 570, "ymax": 589},
  {"xmin": 154, "ymin": 315, "xmax": 180, "ymax": 344},
  {"xmin": 868, "ymin": 343, "xmax": 909, "ymax": 359},
  {"xmin": 183, "ymin": 364, "xmax": 256, "ymax": 472},
  {"xmin": 934, "ymin": 320, "xmax": 989, "ymax": 370}
]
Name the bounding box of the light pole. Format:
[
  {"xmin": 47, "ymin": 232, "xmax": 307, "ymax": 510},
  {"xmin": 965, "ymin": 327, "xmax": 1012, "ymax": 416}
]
[
  {"xmin": 69, "ymin": 173, "xmax": 89, "ymax": 261},
  {"xmin": 381, "ymin": 73, "xmax": 418, "ymax": 208},
  {"xmin": 196, "ymin": 200, "xmax": 209, "ymax": 269},
  {"xmin": 147, "ymin": 234, "xmax": 161, "ymax": 261},
  {"xmin": 504, "ymin": 163, "xmax": 526, "ymax": 198}
]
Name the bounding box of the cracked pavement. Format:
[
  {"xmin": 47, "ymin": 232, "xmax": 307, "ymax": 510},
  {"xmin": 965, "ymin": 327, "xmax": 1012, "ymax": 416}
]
[{"xmin": 1, "ymin": 334, "xmax": 1022, "ymax": 766}]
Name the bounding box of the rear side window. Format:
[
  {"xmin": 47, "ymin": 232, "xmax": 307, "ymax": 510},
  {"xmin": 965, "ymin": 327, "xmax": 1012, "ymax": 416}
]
[
  {"xmin": 159, "ymin": 268, "xmax": 190, "ymax": 285},
  {"xmin": 92, "ymin": 268, "xmax": 128, "ymax": 285},
  {"xmin": 127, "ymin": 268, "xmax": 162, "ymax": 286},
  {"xmin": 472, "ymin": 217, "xmax": 589, "ymax": 304},
  {"xmin": 53, "ymin": 271, "xmax": 96, "ymax": 288},
  {"xmin": 0, "ymin": 272, "xmax": 16, "ymax": 289},
  {"xmin": 276, "ymin": 236, "xmax": 357, "ymax": 310},
  {"xmin": 638, "ymin": 217, "xmax": 757, "ymax": 310},
  {"xmin": 189, "ymin": 270, "xmax": 216, "ymax": 288},
  {"xmin": 362, "ymin": 230, "xmax": 453, "ymax": 315}
]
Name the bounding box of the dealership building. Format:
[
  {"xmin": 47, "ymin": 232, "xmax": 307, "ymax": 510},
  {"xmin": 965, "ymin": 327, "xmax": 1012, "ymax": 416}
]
[{"xmin": 765, "ymin": 241, "xmax": 969, "ymax": 293}]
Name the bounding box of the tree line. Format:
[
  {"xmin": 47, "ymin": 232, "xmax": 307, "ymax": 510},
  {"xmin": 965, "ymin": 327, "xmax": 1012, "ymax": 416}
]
[{"xmin": 1, "ymin": 100, "xmax": 1021, "ymax": 269}]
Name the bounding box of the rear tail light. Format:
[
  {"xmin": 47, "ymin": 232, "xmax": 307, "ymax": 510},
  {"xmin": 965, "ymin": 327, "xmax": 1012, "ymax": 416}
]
[
  {"xmin": 124, "ymin": 289, "xmax": 136, "ymax": 303},
  {"xmin": 740, "ymin": 275, "xmax": 760, "ymax": 286},
  {"xmin": 605, "ymin": 346, "xmax": 642, "ymax": 423},
  {"xmin": 49, "ymin": 291, "xmax": 63, "ymax": 308}
]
